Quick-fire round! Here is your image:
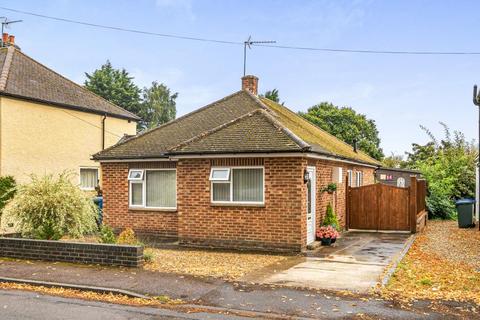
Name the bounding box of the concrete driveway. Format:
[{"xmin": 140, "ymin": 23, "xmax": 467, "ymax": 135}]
[{"xmin": 257, "ymin": 232, "xmax": 412, "ymax": 293}]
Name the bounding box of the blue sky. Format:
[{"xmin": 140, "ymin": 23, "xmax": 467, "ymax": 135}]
[{"xmin": 1, "ymin": 0, "xmax": 479, "ymax": 156}]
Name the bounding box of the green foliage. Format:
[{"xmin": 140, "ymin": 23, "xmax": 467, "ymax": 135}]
[
  {"xmin": 99, "ymin": 225, "xmax": 116, "ymax": 244},
  {"xmin": 322, "ymin": 183, "xmax": 337, "ymax": 193},
  {"xmin": 140, "ymin": 81, "xmax": 178, "ymax": 129},
  {"xmin": 260, "ymin": 89, "xmax": 282, "ymax": 104},
  {"xmin": 2, "ymin": 172, "xmax": 97, "ymax": 240},
  {"xmin": 322, "ymin": 203, "xmax": 339, "ymax": 229},
  {"xmin": 382, "ymin": 153, "xmax": 408, "ymax": 169},
  {"xmin": 407, "ymin": 123, "xmax": 476, "ymax": 219},
  {"xmin": 117, "ymin": 227, "xmax": 138, "ymax": 245},
  {"xmin": 84, "ymin": 60, "xmax": 142, "ymax": 116},
  {"xmin": 143, "ymin": 251, "xmax": 154, "ymax": 263},
  {"xmin": 300, "ymin": 102, "xmax": 384, "ymax": 160},
  {"xmin": 0, "ymin": 175, "xmax": 16, "ymax": 215},
  {"xmin": 85, "ymin": 61, "xmax": 178, "ymax": 131}
]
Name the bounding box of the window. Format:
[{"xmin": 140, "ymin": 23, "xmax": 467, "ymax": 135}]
[
  {"xmin": 397, "ymin": 177, "xmax": 406, "ymax": 188},
  {"xmin": 347, "ymin": 170, "xmax": 353, "ymax": 187},
  {"xmin": 210, "ymin": 167, "xmax": 264, "ymax": 204},
  {"xmin": 128, "ymin": 169, "xmax": 176, "ymax": 209},
  {"xmin": 355, "ymin": 171, "xmax": 364, "ymax": 187},
  {"xmin": 80, "ymin": 168, "xmax": 98, "ymax": 190}
]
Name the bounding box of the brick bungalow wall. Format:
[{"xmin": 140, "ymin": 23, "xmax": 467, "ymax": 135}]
[
  {"xmin": 101, "ymin": 162, "xmax": 178, "ymax": 239},
  {"xmin": 177, "ymin": 157, "xmax": 307, "ymax": 252},
  {"xmin": 101, "ymin": 156, "xmax": 374, "ymax": 251}
]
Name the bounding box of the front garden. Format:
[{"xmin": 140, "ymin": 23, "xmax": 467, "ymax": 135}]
[{"xmin": 381, "ymin": 220, "xmax": 480, "ymax": 305}]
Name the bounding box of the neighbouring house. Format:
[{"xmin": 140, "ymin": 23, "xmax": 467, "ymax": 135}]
[
  {"xmin": 93, "ymin": 75, "xmax": 381, "ymax": 252},
  {"xmin": 375, "ymin": 167, "xmax": 421, "ymax": 188},
  {"xmin": 0, "ymin": 34, "xmax": 138, "ymax": 187}
]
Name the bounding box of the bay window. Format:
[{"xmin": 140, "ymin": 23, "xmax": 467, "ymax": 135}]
[
  {"xmin": 128, "ymin": 169, "xmax": 176, "ymax": 209},
  {"xmin": 210, "ymin": 167, "xmax": 264, "ymax": 204}
]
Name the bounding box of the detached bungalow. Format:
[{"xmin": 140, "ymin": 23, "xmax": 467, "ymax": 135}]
[{"xmin": 93, "ymin": 76, "xmax": 380, "ymax": 251}]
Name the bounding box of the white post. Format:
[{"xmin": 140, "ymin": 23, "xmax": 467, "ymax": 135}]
[{"xmin": 476, "ymin": 166, "xmax": 479, "ymax": 222}]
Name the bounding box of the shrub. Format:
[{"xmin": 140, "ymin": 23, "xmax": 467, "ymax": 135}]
[
  {"xmin": 143, "ymin": 250, "xmax": 154, "ymax": 263},
  {"xmin": 99, "ymin": 225, "xmax": 116, "ymax": 244},
  {"xmin": 117, "ymin": 227, "xmax": 138, "ymax": 245},
  {"xmin": 322, "ymin": 203, "xmax": 339, "ymax": 229},
  {"xmin": 2, "ymin": 172, "xmax": 97, "ymax": 240},
  {"xmin": 0, "ymin": 176, "xmax": 16, "ymax": 215}
]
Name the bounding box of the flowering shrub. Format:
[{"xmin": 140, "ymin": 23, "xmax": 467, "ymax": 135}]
[{"xmin": 316, "ymin": 225, "xmax": 339, "ymax": 239}]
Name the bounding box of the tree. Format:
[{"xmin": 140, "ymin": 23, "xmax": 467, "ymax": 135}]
[
  {"xmin": 84, "ymin": 60, "xmax": 142, "ymax": 116},
  {"xmin": 261, "ymin": 89, "xmax": 280, "ymax": 102},
  {"xmin": 3, "ymin": 172, "xmax": 97, "ymax": 240},
  {"xmin": 407, "ymin": 123, "xmax": 477, "ymax": 219},
  {"xmin": 300, "ymin": 102, "xmax": 384, "ymax": 160},
  {"xmin": 382, "ymin": 153, "xmax": 407, "ymax": 168},
  {"xmin": 140, "ymin": 81, "xmax": 178, "ymax": 129}
]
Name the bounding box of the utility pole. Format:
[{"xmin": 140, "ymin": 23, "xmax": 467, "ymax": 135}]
[
  {"xmin": 473, "ymin": 85, "xmax": 480, "ymax": 228},
  {"xmin": 0, "ymin": 17, "xmax": 22, "ymax": 47},
  {"xmin": 243, "ymin": 36, "xmax": 276, "ymax": 76}
]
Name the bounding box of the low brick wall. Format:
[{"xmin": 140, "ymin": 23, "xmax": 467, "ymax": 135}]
[{"xmin": 0, "ymin": 238, "xmax": 143, "ymax": 267}]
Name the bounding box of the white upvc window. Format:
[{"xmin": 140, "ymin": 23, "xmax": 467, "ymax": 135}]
[
  {"xmin": 80, "ymin": 167, "xmax": 99, "ymax": 190},
  {"xmin": 347, "ymin": 170, "xmax": 353, "ymax": 187},
  {"xmin": 210, "ymin": 167, "xmax": 264, "ymax": 204},
  {"xmin": 355, "ymin": 171, "xmax": 364, "ymax": 187},
  {"xmin": 128, "ymin": 169, "xmax": 177, "ymax": 209}
]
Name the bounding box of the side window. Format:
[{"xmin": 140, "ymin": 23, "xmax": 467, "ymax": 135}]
[
  {"xmin": 397, "ymin": 177, "xmax": 406, "ymax": 188},
  {"xmin": 80, "ymin": 168, "xmax": 99, "ymax": 190}
]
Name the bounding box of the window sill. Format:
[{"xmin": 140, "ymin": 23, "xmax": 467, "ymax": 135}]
[
  {"xmin": 211, "ymin": 203, "xmax": 265, "ymax": 208},
  {"xmin": 128, "ymin": 207, "xmax": 177, "ymax": 213}
]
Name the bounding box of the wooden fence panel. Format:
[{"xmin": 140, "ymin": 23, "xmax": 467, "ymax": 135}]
[
  {"xmin": 349, "ymin": 184, "xmax": 378, "ymax": 230},
  {"xmin": 377, "ymin": 184, "xmax": 410, "ymax": 230}
]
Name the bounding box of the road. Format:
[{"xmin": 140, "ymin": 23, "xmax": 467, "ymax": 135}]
[{"xmin": 0, "ymin": 289, "xmax": 252, "ymax": 320}]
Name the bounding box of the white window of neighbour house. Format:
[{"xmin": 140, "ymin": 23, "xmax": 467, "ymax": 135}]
[
  {"xmin": 128, "ymin": 169, "xmax": 176, "ymax": 209},
  {"xmin": 355, "ymin": 171, "xmax": 364, "ymax": 187},
  {"xmin": 80, "ymin": 168, "xmax": 99, "ymax": 190},
  {"xmin": 347, "ymin": 170, "xmax": 353, "ymax": 187},
  {"xmin": 210, "ymin": 167, "xmax": 264, "ymax": 204}
]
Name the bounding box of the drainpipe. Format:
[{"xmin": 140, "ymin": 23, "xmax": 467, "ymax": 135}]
[
  {"xmin": 101, "ymin": 114, "xmax": 107, "ymax": 150},
  {"xmin": 473, "ymin": 86, "xmax": 480, "ymax": 228}
]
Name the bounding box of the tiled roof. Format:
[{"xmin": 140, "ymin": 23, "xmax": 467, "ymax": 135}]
[
  {"xmin": 0, "ymin": 47, "xmax": 139, "ymax": 121},
  {"xmin": 94, "ymin": 89, "xmax": 380, "ymax": 166}
]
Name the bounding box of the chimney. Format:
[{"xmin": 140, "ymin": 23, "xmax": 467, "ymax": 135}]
[
  {"xmin": 241, "ymin": 75, "xmax": 258, "ymax": 95},
  {"xmin": 353, "ymin": 139, "xmax": 358, "ymax": 153},
  {"xmin": 8, "ymin": 35, "xmax": 14, "ymax": 46},
  {"xmin": 2, "ymin": 33, "xmax": 8, "ymax": 46}
]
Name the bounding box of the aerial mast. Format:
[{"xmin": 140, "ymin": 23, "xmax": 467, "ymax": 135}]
[
  {"xmin": 243, "ymin": 36, "xmax": 276, "ymax": 76},
  {"xmin": 0, "ymin": 17, "xmax": 23, "ymax": 47}
]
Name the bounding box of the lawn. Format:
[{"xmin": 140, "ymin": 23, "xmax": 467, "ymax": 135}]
[
  {"xmin": 143, "ymin": 247, "xmax": 289, "ymax": 280},
  {"xmin": 382, "ymin": 220, "xmax": 480, "ymax": 305}
]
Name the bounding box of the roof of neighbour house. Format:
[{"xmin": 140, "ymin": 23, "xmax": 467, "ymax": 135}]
[
  {"xmin": 94, "ymin": 88, "xmax": 381, "ymax": 166},
  {"xmin": 376, "ymin": 167, "xmax": 421, "ymax": 174},
  {"xmin": 0, "ymin": 47, "xmax": 139, "ymax": 121}
]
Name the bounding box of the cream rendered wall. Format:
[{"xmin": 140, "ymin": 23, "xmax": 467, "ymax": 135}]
[{"xmin": 0, "ymin": 97, "xmax": 136, "ymax": 184}]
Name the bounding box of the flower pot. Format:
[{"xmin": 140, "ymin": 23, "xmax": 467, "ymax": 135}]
[{"xmin": 320, "ymin": 238, "xmax": 332, "ymax": 246}]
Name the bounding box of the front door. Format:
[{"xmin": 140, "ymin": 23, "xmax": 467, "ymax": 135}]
[{"xmin": 306, "ymin": 167, "xmax": 316, "ymax": 244}]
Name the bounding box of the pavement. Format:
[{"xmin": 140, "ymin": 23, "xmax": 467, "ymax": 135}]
[{"xmin": 253, "ymin": 232, "xmax": 412, "ymax": 292}]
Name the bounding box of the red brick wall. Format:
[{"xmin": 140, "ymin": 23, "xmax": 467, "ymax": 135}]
[
  {"xmin": 101, "ymin": 162, "xmax": 178, "ymax": 239},
  {"xmin": 312, "ymin": 159, "xmax": 375, "ymax": 230},
  {"xmin": 177, "ymin": 157, "xmax": 307, "ymax": 251},
  {"xmin": 101, "ymin": 157, "xmax": 375, "ymax": 251}
]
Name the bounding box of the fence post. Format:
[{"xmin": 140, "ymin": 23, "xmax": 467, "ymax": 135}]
[
  {"xmin": 409, "ymin": 176, "xmax": 417, "ymax": 233},
  {"xmin": 345, "ymin": 174, "xmax": 349, "ymax": 231}
]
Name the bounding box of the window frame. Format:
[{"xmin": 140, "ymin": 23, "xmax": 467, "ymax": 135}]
[
  {"xmin": 347, "ymin": 170, "xmax": 353, "ymax": 187},
  {"xmin": 210, "ymin": 166, "xmax": 265, "ymax": 205},
  {"xmin": 209, "ymin": 168, "xmax": 231, "ymax": 181},
  {"xmin": 128, "ymin": 168, "xmax": 177, "ymax": 210},
  {"xmin": 128, "ymin": 169, "xmax": 145, "ymax": 181},
  {"xmin": 79, "ymin": 167, "xmax": 99, "ymax": 191},
  {"xmin": 355, "ymin": 171, "xmax": 364, "ymax": 187}
]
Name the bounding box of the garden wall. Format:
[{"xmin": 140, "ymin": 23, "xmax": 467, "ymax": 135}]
[{"xmin": 0, "ymin": 238, "xmax": 143, "ymax": 267}]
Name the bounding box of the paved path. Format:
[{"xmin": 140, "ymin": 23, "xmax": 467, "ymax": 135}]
[{"xmin": 259, "ymin": 232, "xmax": 412, "ymax": 292}]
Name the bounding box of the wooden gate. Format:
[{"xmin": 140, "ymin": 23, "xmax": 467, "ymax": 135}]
[{"xmin": 347, "ymin": 177, "xmax": 426, "ymax": 232}]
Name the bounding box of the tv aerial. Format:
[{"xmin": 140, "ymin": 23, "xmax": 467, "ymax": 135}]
[
  {"xmin": 0, "ymin": 17, "xmax": 22, "ymax": 46},
  {"xmin": 243, "ymin": 35, "xmax": 276, "ymax": 76}
]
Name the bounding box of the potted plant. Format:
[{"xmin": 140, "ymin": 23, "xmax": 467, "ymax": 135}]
[
  {"xmin": 316, "ymin": 225, "xmax": 339, "ymax": 246},
  {"xmin": 322, "ymin": 183, "xmax": 337, "ymax": 194},
  {"xmin": 322, "ymin": 203, "xmax": 339, "ymax": 231}
]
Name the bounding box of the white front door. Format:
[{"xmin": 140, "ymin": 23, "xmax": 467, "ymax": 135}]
[{"xmin": 306, "ymin": 167, "xmax": 316, "ymax": 244}]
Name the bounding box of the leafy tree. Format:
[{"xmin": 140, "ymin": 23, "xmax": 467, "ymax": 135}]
[
  {"xmin": 382, "ymin": 153, "xmax": 407, "ymax": 168},
  {"xmin": 3, "ymin": 172, "xmax": 97, "ymax": 240},
  {"xmin": 84, "ymin": 60, "xmax": 142, "ymax": 116},
  {"xmin": 407, "ymin": 123, "xmax": 477, "ymax": 219},
  {"xmin": 261, "ymin": 89, "xmax": 280, "ymax": 103},
  {"xmin": 0, "ymin": 176, "xmax": 15, "ymax": 214},
  {"xmin": 140, "ymin": 81, "xmax": 178, "ymax": 129},
  {"xmin": 300, "ymin": 102, "xmax": 384, "ymax": 160}
]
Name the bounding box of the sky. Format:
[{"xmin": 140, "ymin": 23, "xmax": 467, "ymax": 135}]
[{"xmin": 0, "ymin": 0, "xmax": 479, "ymax": 156}]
